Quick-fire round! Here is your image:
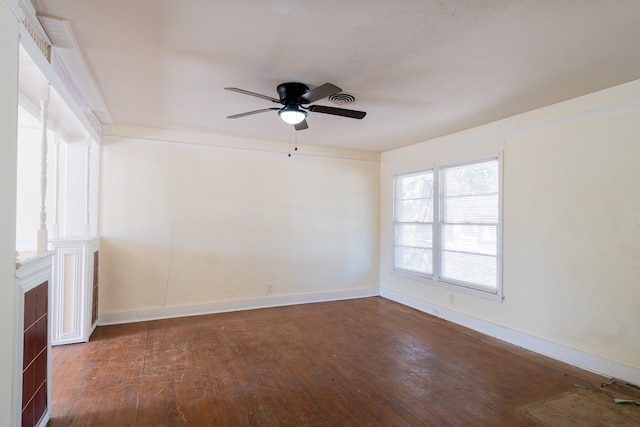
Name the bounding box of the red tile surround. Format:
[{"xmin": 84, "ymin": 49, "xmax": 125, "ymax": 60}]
[
  {"xmin": 22, "ymin": 281, "xmax": 48, "ymax": 427},
  {"xmin": 91, "ymin": 251, "xmax": 99, "ymax": 325}
]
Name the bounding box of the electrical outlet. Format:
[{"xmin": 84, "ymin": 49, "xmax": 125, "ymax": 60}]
[
  {"xmin": 449, "ymin": 294, "xmax": 455, "ymax": 305},
  {"xmin": 267, "ymin": 284, "xmax": 273, "ymax": 294}
]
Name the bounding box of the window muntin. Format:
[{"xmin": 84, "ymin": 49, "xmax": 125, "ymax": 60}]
[{"xmin": 393, "ymin": 157, "xmax": 501, "ymax": 294}]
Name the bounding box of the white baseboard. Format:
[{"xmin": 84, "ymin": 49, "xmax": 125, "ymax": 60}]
[
  {"xmin": 381, "ymin": 288, "xmax": 640, "ymax": 387},
  {"xmin": 98, "ymin": 287, "xmax": 381, "ymax": 326}
]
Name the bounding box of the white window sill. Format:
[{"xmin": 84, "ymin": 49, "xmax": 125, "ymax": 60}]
[{"xmin": 391, "ymin": 269, "xmax": 504, "ymax": 302}]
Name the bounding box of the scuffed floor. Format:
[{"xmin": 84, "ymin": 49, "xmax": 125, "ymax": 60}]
[{"xmin": 520, "ymin": 380, "xmax": 640, "ymax": 426}]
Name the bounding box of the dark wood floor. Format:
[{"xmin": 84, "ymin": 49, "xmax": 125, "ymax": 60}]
[{"xmin": 48, "ymin": 297, "xmax": 615, "ymax": 426}]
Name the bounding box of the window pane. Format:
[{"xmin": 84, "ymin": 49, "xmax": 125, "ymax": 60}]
[
  {"xmin": 397, "ymin": 172, "xmax": 434, "ymax": 200},
  {"xmin": 396, "ymin": 199, "xmax": 433, "ymax": 222},
  {"xmin": 444, "ymin": 193, "xmax": 498, "ymax": 223},
  {"xmin": 443, "ymin": 160, "xmax": 498, "ymax": 197},
  {"xmin": 396, "ymin": 223, "xmax": 433, "ymax": 248},
  {"xmin": 442, "ymin": 224, "xmax": 496, "ymax": 255},
  {"xmin": 396, "ymin": 246, "xmax": 432, "ymax": 275},
  {"xmin": 441, "ymin": 251, "xmax": 496, "ymax": 289}
]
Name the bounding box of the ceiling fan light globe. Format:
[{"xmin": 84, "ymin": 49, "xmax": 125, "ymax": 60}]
[{"xmin": 279, "ymin": 107, "xmax": 307, "ymax": 125}]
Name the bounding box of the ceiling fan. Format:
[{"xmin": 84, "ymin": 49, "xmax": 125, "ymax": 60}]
[{"xmin": 225, "ymin": 82, "xmax": 366, "ymax": 130}]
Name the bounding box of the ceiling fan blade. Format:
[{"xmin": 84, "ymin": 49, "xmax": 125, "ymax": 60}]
[
  {"xmin": 225, "ymin": 87, "xmax": 280, "ymax": 103},
  {"xmin": 308, "ymin": 105, "xmax": 366, "ymax": 119},
  {"xmin": 300, "ymin": 83, "xmax": 341, "ymax": 103},
  {"xmin": 227, "ymin": 108, "xmax": 279, "ymax": 119},
  {"xmin": 294, "ymin": 119, "xmax": 309, "ymax": 131}
]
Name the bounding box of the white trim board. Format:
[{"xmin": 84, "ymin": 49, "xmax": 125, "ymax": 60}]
[
  {"xmin": 381, "ymin": 288, "xmax": 640, "ymax": 387},
  {"xmin": 98, "ymin": 287, "xmax": 381, "ymax": 326},
  {"xmin": 101, "ymin": 124, "xmax": 381, "ymax": 163}
]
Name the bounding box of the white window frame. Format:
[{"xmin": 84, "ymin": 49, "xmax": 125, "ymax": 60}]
[{"xmin": 392, "ymin": 154, "xmax": 503, "ymax": 300}]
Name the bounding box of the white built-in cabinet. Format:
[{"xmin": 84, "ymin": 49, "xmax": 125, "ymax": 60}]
[{"xmin": 50, "ymin": 238, "xmax": 99, "ymax": 345}]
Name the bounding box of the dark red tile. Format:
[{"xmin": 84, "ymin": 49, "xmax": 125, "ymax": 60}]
[
  {"xmin": 34, "ymin": 381, "xmax": 47, "ymax": 425},
  {"xmin": 24, "ymin": 288, "xmax": 37, "ymax": 330},
  {"xmin": 35, "ymin": 350, "xmax": 47, "ymax": 388},
  {"xmin": 92, "ymin": 251, "xmax": 100, "ymax": 324},
  {"xmin": 21, "ymin": 398, "xmax": 34, "ymax": 427},
  {"xmin": 23, "ymin": 325, "xmax": 35, "ymax": 368},
  {"xmin": 35, "ymin": 281, "xmax": 48, "ymax": 320},
  {"xmin": 22, "ymin": 362, "xmax": 35, "ymax": 410},
  {"xmin": 92, "ymin": 291, "xmax": 99, "ymax": 324},
  {"xmin": 35, "ymin": 316, "xmax": 47, "ymax": 354}
]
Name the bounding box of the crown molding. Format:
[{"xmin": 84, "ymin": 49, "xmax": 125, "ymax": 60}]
[{"xmin": 102, "ymin": 124, "xmax": 382, "ymax": 163}]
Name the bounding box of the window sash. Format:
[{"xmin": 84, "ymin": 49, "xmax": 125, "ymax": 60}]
[
  {"xmin": 395, "ymin": 245, "xmax": 433, "ymax": 276},
  {"xmin": 393, "ymin": 169, "xmax": 434, "ymax": 277}
]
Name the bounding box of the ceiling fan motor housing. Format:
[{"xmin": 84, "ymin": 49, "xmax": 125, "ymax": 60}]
[{"xmin": 277, "ymin": 82, "xmax": 310, "ymax": 104}]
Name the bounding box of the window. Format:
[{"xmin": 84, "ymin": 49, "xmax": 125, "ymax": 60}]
[{"xmin": 393, "ymin": 156, "xmax": 501, "ymax": 295}]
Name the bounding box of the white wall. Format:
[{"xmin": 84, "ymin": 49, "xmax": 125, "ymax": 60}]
[
  {"xmin": 380, "ymin": 80, "xmax": 640, "ymax": 380},
  {"xmin": 0, "ymin": 1, "xmax": 19, "ymax": 424},
  {"xmin": 100, "ymin": 134, "xmax": 380, "ymax": 316}
]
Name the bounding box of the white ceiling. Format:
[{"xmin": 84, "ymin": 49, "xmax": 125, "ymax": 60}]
[{"xmin": 32, "ymin": 0, "xmax": 640, "ymax": 153}]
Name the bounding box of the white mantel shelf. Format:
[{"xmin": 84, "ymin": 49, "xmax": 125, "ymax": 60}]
[{"xmin": 15, "ymin": 251, "xmax": 55, "ymax": 270}]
